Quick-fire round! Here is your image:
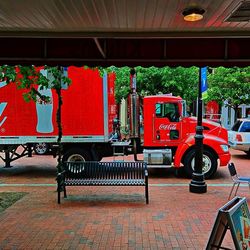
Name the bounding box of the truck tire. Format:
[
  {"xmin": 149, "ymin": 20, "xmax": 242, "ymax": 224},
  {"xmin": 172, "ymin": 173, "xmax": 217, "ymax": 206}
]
[
  {"xmin": 62, "ymin": 148, "xmax": 92, "ymax": 162},
  {"xmin": 183, "ymin": 149, "xmax": 217, "ymax": 179},
  {"xmin": 244, "ymin": 150, "xmax": 250, "ymax": 157},
  {"xmin": 34, "ymin": 143, "xmax": 49, "ymax": 155}
]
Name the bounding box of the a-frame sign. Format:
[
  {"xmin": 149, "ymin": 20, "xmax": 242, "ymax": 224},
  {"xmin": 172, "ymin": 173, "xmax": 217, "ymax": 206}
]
[{"xmin": 206, "ymin": 196, "xmax": 250, "ymax": 250}]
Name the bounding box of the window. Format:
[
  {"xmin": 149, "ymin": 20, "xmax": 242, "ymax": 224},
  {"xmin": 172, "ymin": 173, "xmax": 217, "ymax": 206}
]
[
  {"xmin": 240, "ymin": 121, "xmax": 250, "ymax": 132},
  {"xmin": 181, "ymin": 100, "xmax": 187, "ymax": 117},
  {"xmin": 246, "ymin": 107, "xmax": 250, "ymax": 118},
  {"xmin": 232, "ymin": 121, "xmax": 242, "ymax": 131},
  {"xmin": 155, "ymin": 103, "xmax": 180, "ymax": 122},
  {"xmin": 155, "ymin": 103, "xmax": 162, "ymax": 116},
  {"xmin": 170, "ymin": 130, "xmax": 179, "ymax": 139}
]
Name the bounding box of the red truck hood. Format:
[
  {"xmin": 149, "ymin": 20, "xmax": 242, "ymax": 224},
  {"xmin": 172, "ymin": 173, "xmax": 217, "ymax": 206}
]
[{"xmin": 186, "ymin": 116, "xmax": 228, "ymax": 143}]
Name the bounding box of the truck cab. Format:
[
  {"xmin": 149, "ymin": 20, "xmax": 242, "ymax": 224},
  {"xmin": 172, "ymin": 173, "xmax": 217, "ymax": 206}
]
[
  {"xmin": 144, "ymin": 95, "xmax": 185, "ymax": 147},
  {"xmin": 142, "ymin": 95, "xmax": 230, "ymax": 179}
]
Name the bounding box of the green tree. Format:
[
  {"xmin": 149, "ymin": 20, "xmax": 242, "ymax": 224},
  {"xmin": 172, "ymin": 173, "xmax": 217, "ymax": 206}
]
[
  {"xmin": 207, "ymin": 67, "xmax": 250, "ymax": 118},
  {"xmin": 161, "ymin": 66, "xmax": 199, "ymax": 107},
  {"xmin": 135, "ymin": 66, "xmax": 164, "ymax": 96},
  {"xmin": 106, "ymin": 66, "xmax": 131, "ymax": 103},
  {"xmin": 0, "ymin": 65, "xmax": 71, "ymax": 172},
  {"xmin": 109, "ymin": 66, "xmax": 199, "ymax": 109}
]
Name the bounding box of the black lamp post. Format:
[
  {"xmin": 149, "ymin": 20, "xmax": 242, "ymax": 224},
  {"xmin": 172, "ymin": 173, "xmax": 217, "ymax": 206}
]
[{"xmin": 189, "ymin": 67, "xmax": 207, "ymax": 193}]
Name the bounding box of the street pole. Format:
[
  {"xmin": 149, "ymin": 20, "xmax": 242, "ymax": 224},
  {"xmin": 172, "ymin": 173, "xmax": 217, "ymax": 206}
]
[{"xmin": 189, "ymin": 67, "xmax": 207, "ymax": 193}]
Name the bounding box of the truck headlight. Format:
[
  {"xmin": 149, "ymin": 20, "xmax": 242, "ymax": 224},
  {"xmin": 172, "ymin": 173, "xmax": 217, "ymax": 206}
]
[{"xmin": 220, "ymin": 145, "xmax": 229, "ymax": 152}]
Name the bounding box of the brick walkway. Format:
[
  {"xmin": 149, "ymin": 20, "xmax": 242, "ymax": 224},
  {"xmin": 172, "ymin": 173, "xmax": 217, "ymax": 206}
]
[{"xmin": 0, "ymin": 149, "xmax": 249, "ymax": 249}]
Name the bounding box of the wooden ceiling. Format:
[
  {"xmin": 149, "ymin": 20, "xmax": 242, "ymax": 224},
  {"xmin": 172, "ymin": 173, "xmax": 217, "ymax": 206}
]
[{"xmin": 0, "ymin": 0, "xmax": 250, "ymax": 67}]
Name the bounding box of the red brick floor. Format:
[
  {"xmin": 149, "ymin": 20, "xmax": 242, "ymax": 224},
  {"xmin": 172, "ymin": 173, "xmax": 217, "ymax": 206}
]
[{"xmin": 0, "ymin": 149, "xmax": 249, "ymax": 249}]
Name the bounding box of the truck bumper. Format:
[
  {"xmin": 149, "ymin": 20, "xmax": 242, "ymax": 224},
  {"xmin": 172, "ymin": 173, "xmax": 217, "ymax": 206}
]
[{"xmin": 219, "ymin": 152, "xmax": 231, "ymax": 166}]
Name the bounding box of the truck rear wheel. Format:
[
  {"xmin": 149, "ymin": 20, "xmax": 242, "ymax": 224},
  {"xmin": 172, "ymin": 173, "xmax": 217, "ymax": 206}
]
[
  {"xmin": 244, "ymin": 150, "xmax": 250, "ymax": 157},
  {"xmin": 34, "ymin": 143, "xmax": 49, "ymax": 155},
  {"xmin": 183, "ymin": 149, "xmax": 217, "ymax": 179},
  {"xmin": 62, "ymin": 148, "xmax": 91, "ymax": 162}
]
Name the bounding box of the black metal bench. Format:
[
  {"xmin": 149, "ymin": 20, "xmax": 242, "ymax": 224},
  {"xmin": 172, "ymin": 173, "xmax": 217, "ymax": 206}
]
[{"xmin": 57, "ymin": 161, "xmax": 149, "ymax": 204}]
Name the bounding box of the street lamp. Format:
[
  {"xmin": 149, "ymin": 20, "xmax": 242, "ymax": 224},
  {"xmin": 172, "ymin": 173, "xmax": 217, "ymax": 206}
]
[{"xmin": 189, "ymin": 67, "xmax": 207, "ymax": 193}]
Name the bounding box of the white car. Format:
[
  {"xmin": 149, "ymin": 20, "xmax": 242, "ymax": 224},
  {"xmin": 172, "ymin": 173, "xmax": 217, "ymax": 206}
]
[{"xmin": 228, "ymin": 119, "xmax": 250, "ymax": 156}]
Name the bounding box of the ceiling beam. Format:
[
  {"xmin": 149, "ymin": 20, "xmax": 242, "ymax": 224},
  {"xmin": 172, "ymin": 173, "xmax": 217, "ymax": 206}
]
[
  {"xmin": 1, "ymin": 57, "xmax": 250, "ymax": 65},
  {"xmin": 0, "ymin": 37, "xmax": 249, "ymax": 67},
  {"xmin": 1, "ymin": 31, "xmax": 250, "ymax": 39}
]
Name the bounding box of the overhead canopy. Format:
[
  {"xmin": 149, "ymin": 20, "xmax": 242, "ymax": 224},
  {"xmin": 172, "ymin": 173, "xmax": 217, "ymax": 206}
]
[{"xmin": 0, "ymin": 0, "xmax": 250, "ymax": 67}]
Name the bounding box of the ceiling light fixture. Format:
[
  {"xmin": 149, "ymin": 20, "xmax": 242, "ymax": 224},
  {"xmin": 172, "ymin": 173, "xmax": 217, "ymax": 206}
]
[{"xmin": 182, "ymin": 7, "xmax": 205, "ymax": 22}]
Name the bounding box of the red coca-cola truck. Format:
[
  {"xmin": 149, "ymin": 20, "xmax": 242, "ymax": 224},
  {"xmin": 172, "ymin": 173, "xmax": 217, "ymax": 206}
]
[
  {"xmin": 141, "ymin": 95, "xmax": 230, "ymax": 178},
  {"xmin": 0, "ymin": 66, "xmax": 117, "ymax": 166},
  {"xmin": 124, "ymin": 71, "xmax": 230, "ymax": 179},
  {"xmin": 0, "ymin": 67, "xmax": 230, "ymax": 178}
]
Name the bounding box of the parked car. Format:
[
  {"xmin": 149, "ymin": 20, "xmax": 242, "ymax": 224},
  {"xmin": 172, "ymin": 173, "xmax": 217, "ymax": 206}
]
[
  {"xmin": 228, "ymin": 119, "xmax": 250, "ymax": 156},
  {"xmin": 33, "ymin": 143, "xmax": 50, "ymax": 155}
]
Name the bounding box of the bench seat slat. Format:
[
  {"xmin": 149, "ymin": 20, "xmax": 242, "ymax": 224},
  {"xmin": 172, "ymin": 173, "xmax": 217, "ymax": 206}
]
[{"xmin": 65, "ymin": 179, "xmax": 145, "ymax": 186}]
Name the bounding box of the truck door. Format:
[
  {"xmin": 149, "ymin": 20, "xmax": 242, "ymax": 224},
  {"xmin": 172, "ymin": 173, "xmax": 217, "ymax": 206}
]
[{"xmin": 153, "ymin": 102, "xmax": 182, "ymax": 145}]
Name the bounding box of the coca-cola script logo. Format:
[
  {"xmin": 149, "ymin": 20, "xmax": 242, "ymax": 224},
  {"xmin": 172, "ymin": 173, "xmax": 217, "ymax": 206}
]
[{"xmin": 159, "ymin": 124, "xmax": 177, "ymax": 130}]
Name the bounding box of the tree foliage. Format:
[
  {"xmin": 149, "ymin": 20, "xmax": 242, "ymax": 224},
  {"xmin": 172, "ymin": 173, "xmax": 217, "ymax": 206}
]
[
  {"xmin": 108, "ymin": 66, "xmax": 199, "ymax": 106},
  {"xmin": 160, "ymin": 66, "xmax": 198, "ymax": 106},
  {"xmin": 0, "ymin": 66, "xmax": 70, "ymax": 101},
  {"xmin": 108, "ymin": 66, "xmax": 249, "ymax": 115},
  {"xmin": 207, "ymin": 67, "xmax": 250, "ymax": 110},
  {"xmin": 106, "ymin": 66, "xmax": 131, "ymax": 103}
]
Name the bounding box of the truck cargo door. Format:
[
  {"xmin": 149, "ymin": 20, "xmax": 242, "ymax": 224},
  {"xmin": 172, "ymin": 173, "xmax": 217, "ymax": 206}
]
[{"xmin": 153, "ymin": 102, "xmax": 182, "ymax": 145}]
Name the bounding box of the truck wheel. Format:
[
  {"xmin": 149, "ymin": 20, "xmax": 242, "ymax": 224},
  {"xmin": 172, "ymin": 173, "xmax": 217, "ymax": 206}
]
[
  {"xmin": 244, "ymin": 150, "xmax": 250, "ymax": 157},
  {"xmin": 183, "ymin": 149, "xmax": 217, "ymax": 179},
  {"xmin": 63, "ymin": 148, "xmax": 91, "ymax": 162},
  {"xmin": 34, "ymin": 143, "xmax": 49, "ymax": 155}
]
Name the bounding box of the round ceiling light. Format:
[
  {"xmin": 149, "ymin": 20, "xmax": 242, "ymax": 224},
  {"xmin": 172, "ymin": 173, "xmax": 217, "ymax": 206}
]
[{"xmin": 182, "ymin": 7, "xmax": 205, "ymax": 22}]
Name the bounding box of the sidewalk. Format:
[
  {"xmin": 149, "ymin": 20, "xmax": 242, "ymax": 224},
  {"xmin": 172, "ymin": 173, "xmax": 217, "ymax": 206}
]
[{"xmin": 0, "ymin": 150, "xmax": 248, "ymax": 249}]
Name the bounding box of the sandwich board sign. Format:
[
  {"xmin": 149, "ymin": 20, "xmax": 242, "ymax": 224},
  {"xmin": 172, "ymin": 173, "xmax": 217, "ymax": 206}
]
[{"xmin": 206, "ymin": 196, "xmax": 250, "ymax": 250}]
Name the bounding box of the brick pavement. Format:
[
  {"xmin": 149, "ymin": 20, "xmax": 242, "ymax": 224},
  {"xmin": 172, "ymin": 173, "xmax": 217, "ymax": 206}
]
[{"xmin": 0, "ymin": 149, "xmax": 249, "ymax": 249}]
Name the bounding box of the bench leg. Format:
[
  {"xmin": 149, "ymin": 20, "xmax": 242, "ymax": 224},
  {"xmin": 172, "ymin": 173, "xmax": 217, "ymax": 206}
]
[
  {"xmin": 58, "ymin": 190, "xmax": 61, "ymax": 204},
  {"xmin": 145, "ymin": 184, "xmax": 149, "ymax": 204},
  {"xmin": 145, "ymin": 175, "xmax": 149, "ymax": 204},
  {"xmin": 64, "ymin": 185, "xmax": 67, "ymax": 198}
]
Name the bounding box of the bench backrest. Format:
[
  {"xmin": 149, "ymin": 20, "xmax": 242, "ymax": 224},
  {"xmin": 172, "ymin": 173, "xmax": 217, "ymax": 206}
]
[{"xmin": 63, "ymin": 161, "xmax": 147, "ymax": 180}]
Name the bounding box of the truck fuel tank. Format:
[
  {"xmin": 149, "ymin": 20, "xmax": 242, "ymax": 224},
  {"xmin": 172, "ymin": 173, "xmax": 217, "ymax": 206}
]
[{"xmin": 143, "ymin": 149, "xmax": 172, "ymax": 165}]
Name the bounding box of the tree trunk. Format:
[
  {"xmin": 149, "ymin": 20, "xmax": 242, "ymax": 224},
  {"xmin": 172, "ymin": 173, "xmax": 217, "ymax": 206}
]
[
  {"xmin": 233, "ymin": 105, "xmax": 239, "ymax": 122},
  {"xmin": 56, "ymin": 87, "xmax": 63, "ymax": 173},
  {"xmin": 56, "ymin": 81, "xmax": 63, "ymax": 173}
]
